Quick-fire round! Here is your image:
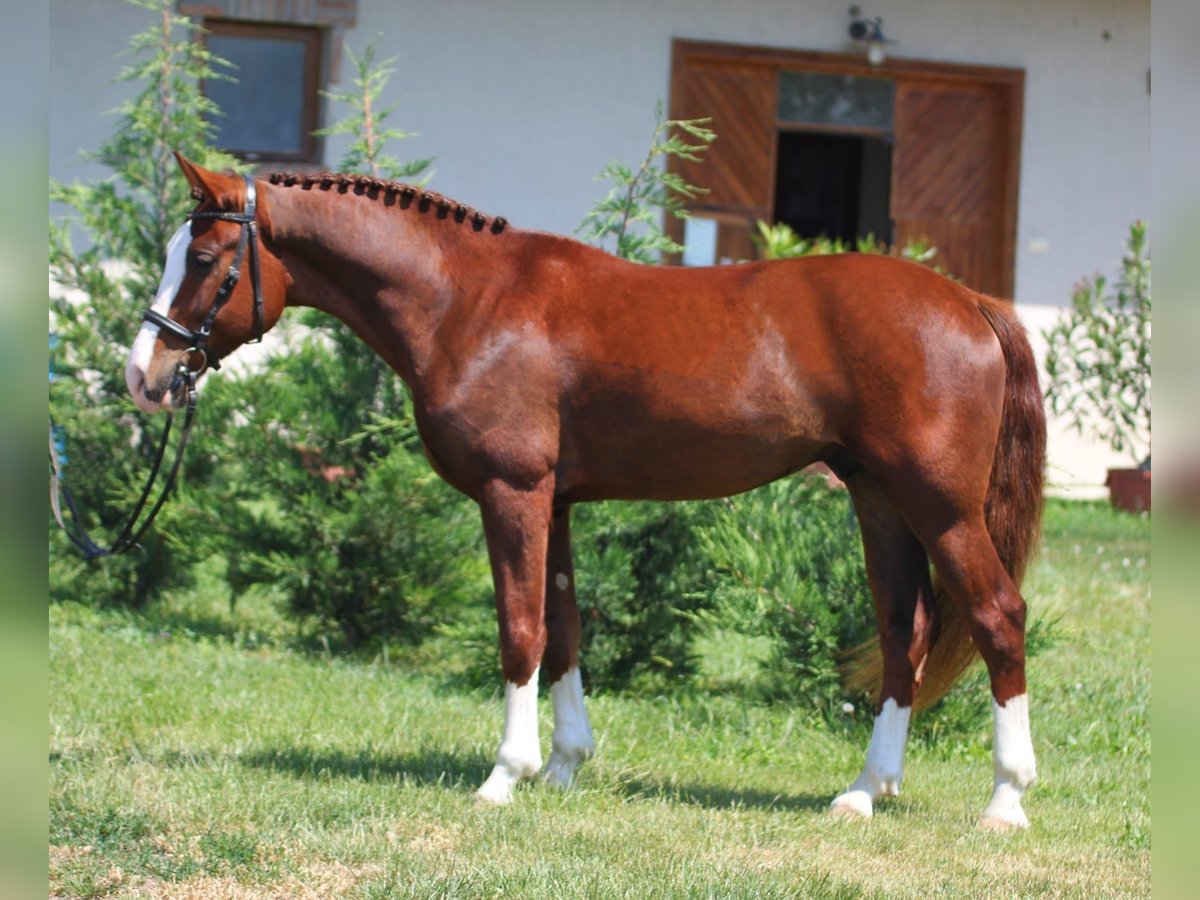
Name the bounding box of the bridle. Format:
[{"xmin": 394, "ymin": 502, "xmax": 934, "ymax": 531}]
[
  {"xmin": 49, "ymin": 175, "xmax": 265, "ymax": 559},
  {"xmin": 142, "ymin": 175, "xmax": 266, "ymax": 370}
]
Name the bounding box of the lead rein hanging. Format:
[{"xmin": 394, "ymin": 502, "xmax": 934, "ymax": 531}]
[
  {"xmin": 50, "ymin": 176, "xmax": 265, "ymax": 558},
  {"xmin": 49, "ymin": 366, "xmax": 198, "ymax": 559}
]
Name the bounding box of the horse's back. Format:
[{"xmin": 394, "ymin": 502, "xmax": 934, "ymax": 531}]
[{"xmin": 539, "ymin": 250, "xmax": 1004, "ymax": 502}]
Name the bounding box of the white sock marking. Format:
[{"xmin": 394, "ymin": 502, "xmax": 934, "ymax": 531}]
[
  {"xmin": 476, "ymin": 666, "xmax": 542, "ymax": 804},
  {"xmin": 982, "ymin": 693, "xmax": 1036, "ymax": 828},
  {"xmin": 125, "ymin": 223, "xmax": 191, "ymax": 411},
  {"xmin": 542, "ymin": 667, "xmax": 595, "ymax": 787},
  {"xmin": 830, "ymin": 699, "xmax": 911, "ymax": 818}
]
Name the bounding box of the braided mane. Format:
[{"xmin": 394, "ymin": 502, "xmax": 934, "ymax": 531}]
[{"xmin": 267, "ymin": 171, "xmax": 508, "ymax": 234}]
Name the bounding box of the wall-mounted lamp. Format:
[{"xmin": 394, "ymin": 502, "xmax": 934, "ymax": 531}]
[{"xmin": 847, "ymin": 6, "xmax": 893, "ymax": 66}]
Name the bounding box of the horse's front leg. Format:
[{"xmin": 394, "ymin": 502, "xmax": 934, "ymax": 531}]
[
  {"xmin": 541, "ymin": 503, "xmax": 595, "ymax": 787},
  {"xmin": 475, "ymin": 475, "xmax": 554, "ymax": 804},
  {"xmin": 831, "ymin": 481, "xmax": 938, "ymax": 819}
]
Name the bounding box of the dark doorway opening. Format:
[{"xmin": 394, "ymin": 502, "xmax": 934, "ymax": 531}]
[{"xmin": 773, "ymin": 131, "xmax": 893, "ymax": 245}]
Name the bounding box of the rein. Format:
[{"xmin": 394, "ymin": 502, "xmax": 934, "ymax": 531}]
[
  {"xmin": 49, "ymin": 175, "xmax": 263, "ymax": 558},
  {"xmin": 49, "ymin": 368, "xmax": 198, "ymax": 559}
]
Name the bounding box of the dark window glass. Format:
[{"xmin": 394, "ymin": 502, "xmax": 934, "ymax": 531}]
[
  {"xmin": 778, "ymin": 71, "xmax": 894, "ymax": 131},
  {"xmin": 205, "ymin": 23, "xmax": 321, "ymax": 161}
]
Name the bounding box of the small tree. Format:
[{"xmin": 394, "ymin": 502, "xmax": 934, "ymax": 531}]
[
  {"xmin": 314, "ymin": 41, "xmax": 434, "ymax": 182},
  {"xmin": 213, "ymin": 42, "xmax": 494, "ymax": 654},
  {"xmin": 1043, "ymin": 221, "xmax": 1151, "ymax": 466},
  {"xmin": 577, "ymin": 102, "xmax": 715, "ymax": 264},
  {"xmin": 49, "ymin": 0, "xmax": 242, "ymax": 606},
  {"xmin": 563, "ymin": 105, "xmax": 719, "ymax": 690},
  {"xmin": 695, "ymin": 476, "xmax": 874, "ymax": 714}
]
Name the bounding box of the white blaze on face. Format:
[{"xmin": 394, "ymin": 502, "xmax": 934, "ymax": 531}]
[{"xmin": 125, "ymin": 222, "xmax": 191, "ymax": 412}]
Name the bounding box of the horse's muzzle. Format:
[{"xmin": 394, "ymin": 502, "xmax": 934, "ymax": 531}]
[{"xmin": 125, "ymin": 361, "xmax": 180, "ymax": 414}]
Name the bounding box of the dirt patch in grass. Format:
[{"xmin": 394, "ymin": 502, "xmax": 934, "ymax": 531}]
[{"xmin": 77, "ymin": 861, "xmax": 384, "ymax": 899}]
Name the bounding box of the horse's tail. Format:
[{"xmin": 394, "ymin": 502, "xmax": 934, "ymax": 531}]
[{"xmin": 846, "ymin": 295, "xmax": 1047, "ymax": 712}]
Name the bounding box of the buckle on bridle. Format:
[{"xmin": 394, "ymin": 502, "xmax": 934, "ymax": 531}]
[{"xmin": 183, "ymin": 347, "xmax": 209, "ymax": 374}]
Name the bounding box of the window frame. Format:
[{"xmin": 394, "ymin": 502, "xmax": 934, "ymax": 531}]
[{"xmin": 202, "ymin": 19, "xmax": 324, "ymax": 164}]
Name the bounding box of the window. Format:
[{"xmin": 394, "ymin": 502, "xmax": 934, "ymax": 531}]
[
  {"xmin": 778, "ymin": 71, "xmax": 895, "ymax": 132},
  {"xmin": 204, "ymin": 20, "xmax": 323, "ymax": 162}
]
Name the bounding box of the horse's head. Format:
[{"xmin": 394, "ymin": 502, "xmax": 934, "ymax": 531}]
[{"xmin": 125, "ymin": 153, "xmax": 288, "ymax": 413}]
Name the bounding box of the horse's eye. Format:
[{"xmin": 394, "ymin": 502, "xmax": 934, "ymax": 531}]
[{"xmin": 191, "ymin": 252, "xmax": 216, "ymax": 268}]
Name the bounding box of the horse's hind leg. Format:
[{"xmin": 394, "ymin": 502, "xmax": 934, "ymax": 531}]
[
  {"xmin": 475, "ymin": 475, "xmax": 554, "ymax": 804},
  {"xmin": 922, "ymin": 516, "xmax": 1037, "ymax": 830},
  {"xmin": 831, "ymin": 478, "xmax": 939, "ymax": 819},
  {"xmin": 540, "ymin": 503, "xmax": 596, "ymax": 787}
]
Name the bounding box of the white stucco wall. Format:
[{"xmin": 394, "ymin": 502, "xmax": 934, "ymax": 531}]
[
  {"xmin": 50, "ymin": 0, "xmax": 1150, "ymax": 308},
  {"xmin": 49, "ymin": 0, "xmax": 1150, "ymax": 493}
]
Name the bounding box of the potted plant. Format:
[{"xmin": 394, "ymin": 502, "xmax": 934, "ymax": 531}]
[{"xmin": 1043, "ymin": 221, "xmax": 1151, "ymax": 511}]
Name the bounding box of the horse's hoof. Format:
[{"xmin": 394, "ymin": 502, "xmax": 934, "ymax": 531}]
[
  {"xmin": 829, "ymin": 790, "xmax": 873, "ymax": 819},
  {"xmin": 540, "ymin": 757, "xmax": 574, "ymax": 789},
  {"xmin": 980, "ymin": 789, "xmax": 1030, "ymax": 831},
  {"xmin": 978, "ymin": 811, "xmax": 1029, "ymax": 832},
  {"xmin": 475, "ymin": 769, "xmax": 519, "ymax": 805},
  {"xmin": 474, "ymin": 786, "xmax": 512, "ymax": 806}
]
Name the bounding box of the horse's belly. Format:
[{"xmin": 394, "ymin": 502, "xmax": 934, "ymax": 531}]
[{"xmin": 559, "ymin": 386, "xmax": 829, "ymax": 502}]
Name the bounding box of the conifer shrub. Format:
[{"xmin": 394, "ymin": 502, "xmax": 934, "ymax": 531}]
[
  {"xmin": 211, "ymin": 332, "xmax": 492, "ymax": 653},
  {"xmin": 201, "ymin": 41, "xmax": 495, "ymax": 655},
  {"xmin": 571, "ymin": 501, "xmax": 716, "ymax": 692},
  {"xmin": 49, "ymin": 0, "xmax": 242, "ymax": 607},
  {"xmin": 695, "ymin": 476, "xmax": 875, "ymax": 712}
]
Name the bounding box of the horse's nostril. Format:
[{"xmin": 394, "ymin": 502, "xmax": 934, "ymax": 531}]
[{"xmin": 143, "ymin": 383, "xmax": 166, "ymax": 402}]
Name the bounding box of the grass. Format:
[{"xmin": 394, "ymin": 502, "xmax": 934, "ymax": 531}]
[{"xmin": 49, "ymin": 499, "xmax": 1150, "ymax": 898}]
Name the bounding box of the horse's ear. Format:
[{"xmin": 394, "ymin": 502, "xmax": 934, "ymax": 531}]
[{"xmin": 174, "ymin": 151, "xmax": 232, "ymax": 203}]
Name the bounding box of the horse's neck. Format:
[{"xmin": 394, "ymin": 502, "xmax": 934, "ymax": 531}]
[{"xmin": 266, "ymin": 183, "xmax": 499, "ymax": 382}]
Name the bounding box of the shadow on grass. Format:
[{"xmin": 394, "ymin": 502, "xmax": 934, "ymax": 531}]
[
  {"xmin": 238, "ymin": 745, "xmax": 493, "ymax": 790},
  {"xmin": 616, "ymin": 776, "xmax": 829, "ymax": 814},
  {"xmin": 240, "ymin": 746, "xmax": 832, "ymax": 812}
]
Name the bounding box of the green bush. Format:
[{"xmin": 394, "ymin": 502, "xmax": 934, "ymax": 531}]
[
  {"xmin": 577, "ymin": 101, "xmax": 714, "ymax": 264},
  {"xmin": 695, "ymin": 476, "xmax": 875, "ymax": 712},
  {"xmin": 1043, "ymin": 220, "xmax": 1151, "ymax": 466},
  {"xmin": 753, "ymin": 219, "xmax": 943, "ymax": 269},
  {"xmin": 191, "ymin": 40, "xmax": 501, "ymax": 655},
  {"xmin": 572, "ymin": 501, "xmax": 716, "ymax": 693},
  {"xmin": 207, "ymin": 326, "xmax": 491, "ymax": 652},
  {"xmin": 49, "ymin": 0, "xmax": 242, "ymax": 607}
]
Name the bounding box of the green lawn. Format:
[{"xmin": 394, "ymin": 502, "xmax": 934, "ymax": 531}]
[{"xmin": 49, "ymin": 500, "xmax": 1150, "ymax": 898}]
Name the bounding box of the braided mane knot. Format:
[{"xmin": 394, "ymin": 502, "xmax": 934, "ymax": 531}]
[{"xmin": 267, "ymin": 171, "xmax": 508, "ymax": 233}]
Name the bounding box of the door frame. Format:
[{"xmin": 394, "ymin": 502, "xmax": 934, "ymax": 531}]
[{"xmin": 667, "ymin": 39, "xmax": 1024, "ymax": 297}]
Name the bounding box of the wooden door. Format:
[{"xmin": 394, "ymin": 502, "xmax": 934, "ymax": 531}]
[
  {"xmin": 891, "ymin": 79, "xmax": 1021, "ymax": 297},
  {"xmin": 667, "ymin": 52, "xmax": 777, "ymax": 262},
  {"xmin": 668, "ymin": 41, "xmax": 1023, "ymax": 298}
]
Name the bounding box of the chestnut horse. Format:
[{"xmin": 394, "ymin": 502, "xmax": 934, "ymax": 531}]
[{"xmin": 126, "ymin": 155, "xmax": 1045, "ymax": 829}]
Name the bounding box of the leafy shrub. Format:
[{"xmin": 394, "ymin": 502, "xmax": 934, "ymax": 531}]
[
  {"xmin": 572, "ymin": 501, "xmax": 716, "ymax": 693},
  {"xmin": 556, "ymin": 104, "xmax": 720, "ymax": 693},
  {"xmin": 1043, "ymin": 220, "xmax": 1151, "ymax": 465},
  {"xmin": 695, "ymin": 476, "xmax": 875, "ymax": 713},
  {"xmin": 753, "ymin": 219, "xmax": 942, "ymax": 268},
  {"xmin": 577, "ymin": 101, "xmax": 715, "ymax": 264},
  {"xmin": 695, "ymin": 474, "xmax": 1057, "ymax": 734}
]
